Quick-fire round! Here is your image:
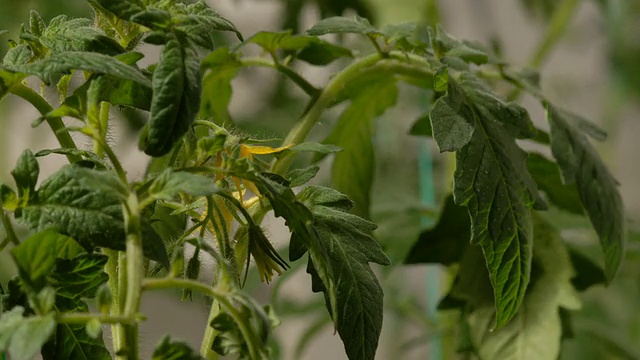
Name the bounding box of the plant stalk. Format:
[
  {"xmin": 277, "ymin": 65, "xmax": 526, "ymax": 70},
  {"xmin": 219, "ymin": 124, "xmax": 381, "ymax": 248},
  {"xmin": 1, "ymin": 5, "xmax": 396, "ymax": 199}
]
[{"xmin": 9, "ymin": 84, "xmax": 81, "ymax": 163}]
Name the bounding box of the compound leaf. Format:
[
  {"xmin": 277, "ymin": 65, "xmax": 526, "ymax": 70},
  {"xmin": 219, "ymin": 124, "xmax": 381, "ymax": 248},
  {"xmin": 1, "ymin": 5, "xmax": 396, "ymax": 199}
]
[
  {"xmin": 297, "ymin": 186, "xmax": 390, "ymax": 360},
  {"xmin": 547, "ymin": 105, "xmax": 626, "ymax": 280}
]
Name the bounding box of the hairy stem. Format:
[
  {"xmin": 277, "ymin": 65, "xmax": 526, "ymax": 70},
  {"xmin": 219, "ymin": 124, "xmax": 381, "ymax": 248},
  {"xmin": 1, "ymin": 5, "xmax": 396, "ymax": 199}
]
[
  {"xmin": 10, "ymin": 84, "xmax": 81, "ymax": 163},
  {"xmin": 119, "ymin": 193, "xmax": 143, "ymax": 360},
  {"xmin": 104, "ymin": 248, "xmax": 124, "ymax": 356},
  {"xmin": 200, "ymin": 300, "xmax": 222, "ymax": 359}
]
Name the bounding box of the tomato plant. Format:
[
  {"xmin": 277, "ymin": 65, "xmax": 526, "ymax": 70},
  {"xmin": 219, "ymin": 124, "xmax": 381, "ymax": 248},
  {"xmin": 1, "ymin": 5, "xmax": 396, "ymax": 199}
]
[{"xmin": 0, "ymin": 0, "xmax": 628, "ymax": 359}]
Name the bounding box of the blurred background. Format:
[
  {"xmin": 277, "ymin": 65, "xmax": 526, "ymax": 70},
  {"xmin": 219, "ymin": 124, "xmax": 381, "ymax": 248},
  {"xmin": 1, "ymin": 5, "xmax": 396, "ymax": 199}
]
[{"xmin": 1, "ymin": 0, "xmax": 639, "ymax": 359}]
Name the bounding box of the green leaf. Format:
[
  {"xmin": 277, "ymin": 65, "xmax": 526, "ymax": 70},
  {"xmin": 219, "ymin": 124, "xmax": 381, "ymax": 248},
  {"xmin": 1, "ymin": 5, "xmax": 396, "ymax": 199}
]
[
  {"xmin": 152, "ymin": 335, "xmax": 202, "ymax": 360},
  {"xmin": 291, "ymin": 142, "xmax": 342, "ymax": 154},
  {"xmin": 0, "ymin": 307, "xmax": 56, "ymax": 360},
  {"xmin": 41, "ymin": 15, "xmax": 124, "ymax": 55},
  {"xmin": 306, "ymin": 16, "xmax": 381, "ymax": 36},
  {"xmin": 567, "ymin": 248, "xmax": 607, "ymax": 291},
  {"xmin": 0, "ymin": 184, "xmax": 19, "ymax": 210},
  {"xmin": 408, "ymin": 113, "xmax": 432, "ymax": 137},
  {"xmin": 243, "ymin": 31, "xmax": 352, "ymax": 65},
  {"xmin": 19, "ymin": 166, "xmax": 169, "ymax": 267},
  {"xmin": 149, "ymin": 169, "xmax": 219, "ymax": 200},
  {"xmin": 296, "ymin": 186, "xmax": 390, "ymax": 360},
  {"xmin": 466, "ymin": 216, "xmax": 581, "ymax": 360},
  {"xmin": 200, "ymin": 47, "xmax": 242, "ymax": 124},
  {"xmin": 429, "ymin": 96, "xmax": 474, "ymax": 152},
  {"xmin": 405, "ymin": 195, "xmax": 470, "ymax": 265},
  {"xmin": 451, "ymin": 73, "xmax": 543, "ymax": 328},
  {"xmin": 49, "ymin": 253, "xmax": 109, "ymax": 302},
  {"xmin": 3, "ymin": 44, "xmax": 32, "ymax": 67},
  {"xmin": 526, "ymin": 153, "xmax": 583, "ymax": 215},
  {"xmin": 43, "ymin": 321, "xmax": 111, "ymax": 360},
  {"xmin": 325, "ymin": 76, "xmax": 398, "ymax": 218},
  {"xmin": 143, "ymin": 35, "xmax": 201, "ymax": 157},
  {"xmin": 87, "ymin": 0, "xmax": 145, "ymax": 20},
  {"xmin": 173, "ymin": 1, "xmax": 243, "ymax": 47},
  {"xmin": 547, "ymin": 106, "xmax": 626, "ymax": 280},
  {"xmin": 286, "ymin": 166, "xmax": 320, "ymax": 187},
  {"xmin": 0, "ymin": 69, "xmax": 27, "ymax": 100},
  {"xmin": 10, "ymin": 150, "xmax": 39, "ymax": 206},
  {"xmin": 9, "ymin": 51, "xmax": 151, "ymax": 87},
  {"xmin": 434, "ymin": 25, "xmax": 490, "ymax": 64},
  {"xmin": 130, "ymin": 8, "xmax": 173, "ymax": 30},
  {"xmin": 10, "ymin": 229, "xmax": 84, "ymax": 290}
]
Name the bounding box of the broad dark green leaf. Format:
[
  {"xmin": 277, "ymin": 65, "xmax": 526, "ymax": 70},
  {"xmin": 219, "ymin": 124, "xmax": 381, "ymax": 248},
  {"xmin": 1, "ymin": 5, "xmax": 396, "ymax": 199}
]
[
  {"xmin": 200, "ymin": 48, "xmax": 242, "ymax": 124},
  {"xmin": 0, "ymin": 307, "xmax": 56, "ymax": 360},
  {"xmin": 306, "ymin": 16, "xmax": 381, "ymax": 36},
  {"xmin": 405, "ymin": 195, "xmax": 470, "ymax": 265},
  {"xmin": 547, "ymin": 105, "xmax": 626, "ymax": 280},
  {"xmin": 43, "ymin": 322, "xmax": 111, "ymax": 360},
  {"xmin": 10, "ymin": 150, "xmax": 39, "ymax": 206},
  {"xmin": 41, "ymin": 15, "xmax": 124, "ymax": 55},
  {"xmin": 526, "ymin": 153, "xmax": 583, "ymax": 215},
  {"xmin": 49, "ymin": 253, "xmax": 109, "ymax": 302},
  {"xmin": 297, "ymin": 186, "xmax": 390, "ymax": 360},
  {"xmin": 10, "ymin": 229, "xmax": 84, "ymax": 290},
  {"xmin": 18, "ymin": 166, "xmax": 169, "ymax": 267},
  {"xmin": 9, "ymin": 51, "xmax": 151, "ymax": 87},
  {"xmin": 152, "ymin": 336, "xmax": 202, "ymax": 360},
  {"xmin": 144, "ymin": 35, "xmax": 201, "ymax": 157},
  {"xmin": 466, "ymin": 216, "xmax": 581, "ymax": 360},
  {"xmin": 451, "ymin": 73, "xmax": 543, "ymax": 328},
  {"xmin": 149, "ymin": 169, "xmax": 219, "ymax": 200},
  {"xmin": 173, "ymin": 1, "xmax": 243, "ymax": 47},
  {"xmin": 324, "ymin": 76, "xmax": 398, "ymax": 218},
  {"xmin": 408, "ymin": 113, "xmax": 433, "ymax": 137}
]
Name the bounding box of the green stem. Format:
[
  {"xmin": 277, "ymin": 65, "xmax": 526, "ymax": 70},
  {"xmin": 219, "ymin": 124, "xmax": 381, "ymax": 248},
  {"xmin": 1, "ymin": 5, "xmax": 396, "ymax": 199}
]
[
  {"xmin": 56, "ymin": 313, "xmax": 136, "ymax": 325},
  {"xmin": 0, "ymin": 206, "xmax": 19, "ymax": 248},
  {"xmin": 271, "ymin": 51, "xmax": 433, "ymax": 174},
  {"xmin": 104, "ymin": 248, "xmax": 124, "ymax": 356},
  {"xmin": 142, "ymin": 277, "xmax": 264, "ymax": 359},
  {"xmin": 120, "ymin": 193, "xmax": 144, "ymax": 360},
  {"xmin": 528, "ymin": 0, "xmax": 580, "ymax": 68},
  {"xmin": 100, "ymin": 139, "xmax": 128, "ymax": 183},
  {"xmin": 240, "ymin": 57, "xmax": 319, "ymax": 97},
  {"xmin": 200, "ymin": 300, "xmax": 222, "ymax": 359},
  {"xmin": 9, "ymin": 84, "xmax": 81, "ymax": 163}
]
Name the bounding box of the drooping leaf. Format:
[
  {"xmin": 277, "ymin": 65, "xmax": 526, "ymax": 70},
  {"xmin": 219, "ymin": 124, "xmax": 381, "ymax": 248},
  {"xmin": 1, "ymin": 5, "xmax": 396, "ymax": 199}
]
[
  {"xmin": 10, "ymin": 150, "xmax": 39, "ymax": 206},
  {"xmin": 0, "ymin": 307, "xmax": 56, "ymax": 360},
  {"xmin": 8, "ymin": 51, "xmax": 151, "ymax": 87},
  {"xmin": 152, "ymin": 335, "xmax": 202, "ymax": 360},
  {"xmin": 547, "ymin": 105, "xmax": 626, "ymax": 281},
  {"xmin": 148, "ymin": 169, "xmax": 219, "ymax": 201},
  {"xmin": 10, "ymin": 229, "xmax": 84, "ymax": 290},
  {"xmin": 324, "ymin": 76, "xmax": 398, "ymax": 219},
  {"xmin": 18, "ymin": 165, "xmax": 169, "ymax": 267},
  {"xmin": 200, "ymin": 47, "xmax": 242, "ymax": 124},
  {"xmin": 143, "ymin": 35, "xmax": 201, "ymax": 157},
  {"xmin": 405, "ymin": 195, "xmax": 470, "ymax": 265},
  {"xmin": 296, "ymin": 186, "xmax": 390, "ymax": 360},
  {"xmin": 449, "ymin": 73, "xmax": 543, "ymax": 328},
  {"xmin": 526, "ymin": 153, "xmax": 583, "ymax": 215},
  {"xmin": 466, "ymin": 216, "xmax": 581, "ymax": 360},
  {"xmin": 306, "ymin": 16, "xmax": 381, "ymax": 36}
]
